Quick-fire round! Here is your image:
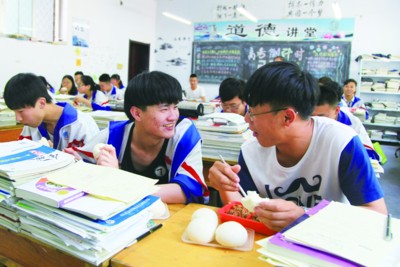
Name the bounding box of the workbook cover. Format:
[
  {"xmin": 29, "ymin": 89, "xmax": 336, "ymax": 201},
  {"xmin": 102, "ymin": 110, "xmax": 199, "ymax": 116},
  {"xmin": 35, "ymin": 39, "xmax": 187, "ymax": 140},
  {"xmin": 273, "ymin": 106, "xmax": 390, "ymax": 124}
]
[{"xmin": 15, "ymin": 177, "xmax": 85, "ymax": 208}]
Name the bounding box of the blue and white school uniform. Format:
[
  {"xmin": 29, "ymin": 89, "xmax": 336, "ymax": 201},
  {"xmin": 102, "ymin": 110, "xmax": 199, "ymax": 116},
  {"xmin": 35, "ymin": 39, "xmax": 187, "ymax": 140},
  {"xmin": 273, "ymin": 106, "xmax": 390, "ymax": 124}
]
[
  {"xmin": 342, "ymin": 95, "xmax": 369, "ymax": 120},
  {"xmin": 74, "ymin": 118, "xmax": 209, "ymax": 204},
  {"xmin": 238, "ymin": 116, "xmax": 383, "ymax": 208},
  {"xmin": 104, "ymin": 86, "xmax": 124, "ymax": 101},
  {"xmin": 84, "ymin": 90, "xmax": 110, "ymax": 111},
  {"xmin": 19, "ymin": 102, "xmax": 100, "ymax": 150}
]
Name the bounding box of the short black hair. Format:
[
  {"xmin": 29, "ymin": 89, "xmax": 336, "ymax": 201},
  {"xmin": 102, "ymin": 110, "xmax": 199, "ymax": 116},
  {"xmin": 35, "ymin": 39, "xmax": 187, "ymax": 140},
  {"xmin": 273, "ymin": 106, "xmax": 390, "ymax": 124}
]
[
  {"xmin": 74, "ymin": 71, "xmax": 84, "ymax": 76},
  {"xmin": 99, "ymin": 73, "xmax": 111, "ymax": 82},
  {"xmin": 343, "ymin": 78, "xmax": 357, "ymax": 86},
  {"xmin": 4, "ymin": 73, "xmax": 53, "ymax": 110},
  {"xmin": 317, "ymin": 81, "xmax": 343, "ymax": 107},
  {"xmin": 124, "ymin": 71, "xmax": 182, "ymax": 121},
  {"xmin": 244, "ymin": 62, "xmax": 319, "ymax": 119},
  {"xmin": 219, "ymin": 78, "xmax": 246, "ymax": 102},
  {"xmin": 318, "ymin": 76, "xmax": 332, "ymax": 85},
  {"xmin": 190, "ymin": 73, "xmax": 197, "ymax": 78}
]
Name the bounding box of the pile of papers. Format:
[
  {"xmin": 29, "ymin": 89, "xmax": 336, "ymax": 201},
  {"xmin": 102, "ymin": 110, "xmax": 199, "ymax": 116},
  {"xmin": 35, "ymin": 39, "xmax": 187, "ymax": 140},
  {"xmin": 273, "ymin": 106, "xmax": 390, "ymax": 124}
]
[
  {"xmin": 0, "ymin": 139, "xmax": 164, "ymax": 265},
  {"xmin": 257, "ymin": 200, "xmax": 400, "ymax": 267},
  {"xmin": 194, "ymin": 113, "xmax": 252, "ymax": 162}
]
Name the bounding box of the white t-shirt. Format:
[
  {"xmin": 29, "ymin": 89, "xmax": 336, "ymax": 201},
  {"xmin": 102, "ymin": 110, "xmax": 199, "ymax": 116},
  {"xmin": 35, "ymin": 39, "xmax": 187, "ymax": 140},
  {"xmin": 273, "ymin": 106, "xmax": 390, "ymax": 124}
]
[{"xmin": 185, "ymin": 86, "xmax": 206, "ymax": 101}]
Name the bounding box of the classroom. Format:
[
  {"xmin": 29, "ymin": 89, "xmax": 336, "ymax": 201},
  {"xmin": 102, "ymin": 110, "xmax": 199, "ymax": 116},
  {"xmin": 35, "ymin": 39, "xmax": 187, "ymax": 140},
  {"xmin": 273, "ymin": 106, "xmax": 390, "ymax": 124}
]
[{"xmin": 0, "ymin": 0, "xmax": 399, "ymax": 266}]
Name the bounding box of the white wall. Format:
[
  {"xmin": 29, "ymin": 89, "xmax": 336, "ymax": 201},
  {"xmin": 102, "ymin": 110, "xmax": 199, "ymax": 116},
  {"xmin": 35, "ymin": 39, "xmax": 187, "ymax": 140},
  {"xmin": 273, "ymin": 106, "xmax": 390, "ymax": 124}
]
[
  {"xmin": 0, "ymin": 0, "xmax": 157, "ymax": 94},
  {"xmin": 154, "ymin": 0, "xmax": 400, "ymax": 100}
]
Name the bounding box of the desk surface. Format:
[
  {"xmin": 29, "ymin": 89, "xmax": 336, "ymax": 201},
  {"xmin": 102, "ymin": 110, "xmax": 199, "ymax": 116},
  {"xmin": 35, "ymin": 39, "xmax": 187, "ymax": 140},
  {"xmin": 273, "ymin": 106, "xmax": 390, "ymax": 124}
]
[{"xmin": 111, "ymin": 203, "xmax": 271, "ymax": 267}]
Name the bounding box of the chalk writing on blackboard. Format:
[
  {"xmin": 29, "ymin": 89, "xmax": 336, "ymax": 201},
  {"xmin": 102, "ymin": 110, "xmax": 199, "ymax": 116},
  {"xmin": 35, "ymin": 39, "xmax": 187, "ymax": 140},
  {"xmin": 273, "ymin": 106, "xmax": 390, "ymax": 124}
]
[{"xmin": 192, "ymin": 41, "xmax": 351, "ymax": 84}]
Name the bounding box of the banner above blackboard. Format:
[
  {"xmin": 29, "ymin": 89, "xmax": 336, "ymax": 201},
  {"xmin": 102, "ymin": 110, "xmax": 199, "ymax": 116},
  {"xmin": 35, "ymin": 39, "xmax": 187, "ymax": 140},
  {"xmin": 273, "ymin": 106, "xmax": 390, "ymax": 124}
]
[
  {"xmin": 194, "ymin": 18, "xmax": 354, "ymax": 42},
  {"xmin": 192, "ymin": 41, "xmax": 351, "ymax": 84}
]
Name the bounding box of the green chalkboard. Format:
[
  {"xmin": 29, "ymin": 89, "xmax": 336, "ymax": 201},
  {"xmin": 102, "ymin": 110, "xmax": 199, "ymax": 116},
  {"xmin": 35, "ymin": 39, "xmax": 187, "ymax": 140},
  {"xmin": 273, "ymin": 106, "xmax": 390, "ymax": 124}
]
[{"xmin": 192, "ymin": 41, "xmax": 351, "ymax": 84}]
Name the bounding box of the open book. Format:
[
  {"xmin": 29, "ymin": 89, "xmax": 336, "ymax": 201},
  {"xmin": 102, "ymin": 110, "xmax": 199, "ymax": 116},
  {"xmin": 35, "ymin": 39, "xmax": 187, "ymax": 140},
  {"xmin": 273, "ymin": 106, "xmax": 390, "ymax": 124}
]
[{"xmin": 257, "ymin": 201, "xmax": 400, "ymax": 267}]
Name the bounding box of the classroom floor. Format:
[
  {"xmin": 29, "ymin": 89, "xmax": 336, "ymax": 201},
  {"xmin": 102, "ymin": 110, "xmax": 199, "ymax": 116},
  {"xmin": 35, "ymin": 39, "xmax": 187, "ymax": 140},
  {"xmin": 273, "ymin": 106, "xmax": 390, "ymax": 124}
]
[{"xmin": 379, "ymin": 144, "xmax": 400, "ymax": 218}]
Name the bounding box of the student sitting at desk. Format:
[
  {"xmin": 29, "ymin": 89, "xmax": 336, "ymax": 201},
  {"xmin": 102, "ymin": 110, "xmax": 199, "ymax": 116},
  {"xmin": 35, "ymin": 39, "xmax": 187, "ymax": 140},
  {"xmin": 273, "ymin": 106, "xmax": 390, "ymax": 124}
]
[
  {"xmin": 208, "ymin": 62, "xmax": 387, "ymax": 232},
  {"xmin": 185, "ymin": 74, "xmax": 206, "ymax": 102},
  {"xmin": 219, "ymin": 77, "xmax": 248, "ymax": 116},
  {"xmin": 68, "ymin": 71, "xmax": 209, "ymax": 204},
  {"xmin": 3, "ymin": 73, "xmax": 99, "ymax": 150},
  {"xmin": 313, "ymin": 80, "xmax": 380, "ymax": 162},
  {"xmin": 58, "ymin": 75, "xmax": 78, "ymax": 95},
  {"xmin": 74, "ymin": 75, "xmax": 111, "ymax": 111},
  {"xmin": 342, "ymin": 78, "xmax": 369, "ymax": 120},
  {"xmin": 99, "ymin": 73, "xmax": 124, "ymax": 101}
]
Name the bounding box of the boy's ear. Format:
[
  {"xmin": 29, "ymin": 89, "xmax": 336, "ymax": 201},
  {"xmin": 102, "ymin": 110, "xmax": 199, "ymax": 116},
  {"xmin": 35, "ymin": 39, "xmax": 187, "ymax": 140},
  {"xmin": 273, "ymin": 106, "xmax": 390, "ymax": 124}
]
[
  {"xmin": 37, "ymin": 97, "xmax": 47, "ymax": 109},
  {"xmin": 130, "ymin": 106, "xmax": 142, "ymax": 121}
]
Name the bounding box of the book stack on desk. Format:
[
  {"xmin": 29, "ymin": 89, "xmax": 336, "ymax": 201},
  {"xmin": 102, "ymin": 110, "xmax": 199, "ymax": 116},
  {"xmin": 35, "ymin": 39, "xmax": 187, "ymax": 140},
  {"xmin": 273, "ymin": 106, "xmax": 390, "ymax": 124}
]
[
  {"xmin": 0, "ymin": 139, "xmax": 165, "ymax": 265},
  {"xmin": 194, "ymin": 113, "xmax": 252, "ymax": 161},
  {"xmin": 256, "ymin": 200, "xmax": 400, "ymax": 266}
]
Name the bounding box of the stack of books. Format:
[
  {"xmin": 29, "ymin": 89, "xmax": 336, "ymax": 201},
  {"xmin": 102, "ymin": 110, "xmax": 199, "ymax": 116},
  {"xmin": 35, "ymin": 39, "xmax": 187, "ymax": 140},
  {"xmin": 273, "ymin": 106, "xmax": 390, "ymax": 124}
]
[
  {"xmin": 88, "ymin": 110, "xmax": 128, "ymax": 129},
  {"xmin": 373, "ymin": 113, "xmax": 397, "ymax": 125},
  {"xmin": 194, "ymin": 113, "xmax": 252, "ymax": 162},
  {"xmin": 257, "ymin": 200, "xmax": 400, "ymax": 266},
  {"xmin": 0, "ymin": 139, "xmax": 164, "ymax": 265}
]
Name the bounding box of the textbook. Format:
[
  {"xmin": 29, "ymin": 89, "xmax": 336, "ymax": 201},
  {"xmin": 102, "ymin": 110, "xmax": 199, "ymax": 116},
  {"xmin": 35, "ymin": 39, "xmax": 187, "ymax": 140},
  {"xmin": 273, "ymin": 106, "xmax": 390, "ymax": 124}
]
[
  {"xmin": 0, "ymin": 139, "xmax": 75, "ymax": 181},
  {"xmin": 195, "ymin": 112, "xmax": 249, "ymax": 133},
  {"xmin": 15, "ymin": 177, "xmax": 86, "ymax": 208},
  {"xmin": 257, "ymin": 200, "xmax": 400, "ymax": 267}
]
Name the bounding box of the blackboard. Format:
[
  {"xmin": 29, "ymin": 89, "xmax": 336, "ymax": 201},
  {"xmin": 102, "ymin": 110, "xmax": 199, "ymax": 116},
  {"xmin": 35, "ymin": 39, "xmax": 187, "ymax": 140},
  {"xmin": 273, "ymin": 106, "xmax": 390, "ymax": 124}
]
[{"xmin": 192, "ymin": 41, "xmax": 351, "ymax": 84}]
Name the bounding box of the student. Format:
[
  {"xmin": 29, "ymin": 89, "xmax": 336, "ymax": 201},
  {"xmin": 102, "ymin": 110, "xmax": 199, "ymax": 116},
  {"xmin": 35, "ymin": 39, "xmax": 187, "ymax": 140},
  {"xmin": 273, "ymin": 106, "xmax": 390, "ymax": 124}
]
[
  {"xmin": 3, "ymin": 73, "xmax": 99, "ymax": 150},
  {"xmin": 99, "ymin": 73, "xmax": 124, "ymax": 101},
  {"xmin": 208, "ymin": 62, "xmax": 387, "ymax": 232},
  {"xmin": 58, "ymin": 75, "xmax": 78, "ymax": 95},
  {"xmin": 74, "ymin": 71, "xmax": 84, "ymax": 87},
  {"xmin": 342, "ymin": 78, "xmax": 369, "ymax": 120},
  {"xmin": 68, "ymin": 71, "xmax": 208, "ymax": 204},
  {"xmin": 74, "ymin": 75, "xmax": 111, "ymax": 111},
  {"xmin": 185, "ymin": 74, "xmax": 206, "ymax": 102},
  {"xmin": 313, "ymin": 80, "xmax": 380, "ymax": 161},
  {"xmin": 111, "ymin": 74, "xmax": 125, "ymax": 89},
  {"xmin": 219, "ymin": 77, "xmax": 247, "ymax": 116}
]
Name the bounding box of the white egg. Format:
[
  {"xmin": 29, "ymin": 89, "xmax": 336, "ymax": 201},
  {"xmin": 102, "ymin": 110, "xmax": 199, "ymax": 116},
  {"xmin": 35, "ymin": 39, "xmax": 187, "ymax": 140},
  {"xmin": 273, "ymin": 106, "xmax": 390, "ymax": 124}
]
[
  {"xmin": 93, "ymin": 143, "xmax": 106, "ymax": 159},
  {"xmin": 241, "ymin": 191, "xmax": 269, "ymax": 212},
  {"xmin": 215, "ymin": 221, "xmax": 248, "ymax": 247},
  {"xmin": 185, "ymin": 218, "xmax": 216, "ymax": 243},
  {"xmin": 191, "ymin": 208, "xmax": 218, "ymax": 228}
]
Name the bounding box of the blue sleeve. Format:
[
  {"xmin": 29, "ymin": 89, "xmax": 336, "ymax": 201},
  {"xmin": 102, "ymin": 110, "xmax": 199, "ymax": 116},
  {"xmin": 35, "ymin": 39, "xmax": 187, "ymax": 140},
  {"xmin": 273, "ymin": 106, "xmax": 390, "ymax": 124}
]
[
  {"xmin": 338, "ymin": 136, "xmax": 384, "ymax": 205},
  {"xmin": 170, "ymin": 175, "xmax": 204, "ymax": 204},
  {"xmin": 92, "ymin": 103, "xmax": 111, "ymax": 111},
  {"xmin": 237, "ymin": 151, "xmax": 258, "ymax": 194}
]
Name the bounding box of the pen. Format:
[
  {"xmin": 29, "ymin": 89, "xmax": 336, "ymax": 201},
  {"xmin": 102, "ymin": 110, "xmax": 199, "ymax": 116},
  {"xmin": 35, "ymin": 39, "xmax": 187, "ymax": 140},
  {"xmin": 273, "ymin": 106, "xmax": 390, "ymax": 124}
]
[
  {"xmin": 385, "ymin": 213, "xmax": 393, "ymax": 241},
  {"xmin": 218, "ymin": 154, "xmax": 247, "ymax": 197}
]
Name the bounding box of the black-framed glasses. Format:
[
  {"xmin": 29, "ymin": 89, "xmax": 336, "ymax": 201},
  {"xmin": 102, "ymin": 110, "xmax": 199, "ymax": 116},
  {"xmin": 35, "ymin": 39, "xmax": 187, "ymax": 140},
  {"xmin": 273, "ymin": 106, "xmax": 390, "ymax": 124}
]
[
  {"xmin": 247, "ymin": 107, "xmax": 288, "ymax": 121},
  {"xmin": 221, "ymin": 102, "xmax": 242, "ymax": 111}
]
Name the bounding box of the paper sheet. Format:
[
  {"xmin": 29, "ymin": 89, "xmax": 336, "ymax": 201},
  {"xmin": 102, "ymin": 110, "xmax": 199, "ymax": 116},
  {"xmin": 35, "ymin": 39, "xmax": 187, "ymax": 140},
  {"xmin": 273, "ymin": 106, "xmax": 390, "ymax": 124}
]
[
  {"xmin": 283, "ymin": 202, "xmax": 400, "ymax": 266},
  {"xmin": 45, "ymin": 161, "xmax": 158, "ymax": 203}
]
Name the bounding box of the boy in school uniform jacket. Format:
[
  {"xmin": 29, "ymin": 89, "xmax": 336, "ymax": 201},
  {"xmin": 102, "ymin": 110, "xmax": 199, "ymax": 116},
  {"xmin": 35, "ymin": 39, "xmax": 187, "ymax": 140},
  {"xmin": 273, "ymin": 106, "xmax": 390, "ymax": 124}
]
[
  {"xmin": 69, "ymin": 71, "xmax": 209, "ymax": 204},
  {"xmin": 3, "ymin": 73, "xmax": 99, "ymax": 150}
]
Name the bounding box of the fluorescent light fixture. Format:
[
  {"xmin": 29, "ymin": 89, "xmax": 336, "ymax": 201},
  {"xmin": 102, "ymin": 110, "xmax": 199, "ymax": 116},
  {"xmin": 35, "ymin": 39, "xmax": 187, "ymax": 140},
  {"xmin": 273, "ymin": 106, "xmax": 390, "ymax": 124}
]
[
  {"xmin": 236, "ymin": 6, "xmax": 258, "ymax": 23},
  {"xmin": 162, "ymin": 12, "xmax": 191, "ymax": 25},
  {"xmin": 332, "ymin": 1, "xmax": 342, "ymax": 20}
]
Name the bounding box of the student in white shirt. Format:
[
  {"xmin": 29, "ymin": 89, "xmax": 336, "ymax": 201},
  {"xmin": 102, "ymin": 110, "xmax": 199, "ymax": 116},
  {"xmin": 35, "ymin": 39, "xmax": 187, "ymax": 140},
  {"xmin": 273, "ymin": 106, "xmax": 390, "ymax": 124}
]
[{"xmin": 185, "ymin": 74, "xmax": 206, "ymax": 102}]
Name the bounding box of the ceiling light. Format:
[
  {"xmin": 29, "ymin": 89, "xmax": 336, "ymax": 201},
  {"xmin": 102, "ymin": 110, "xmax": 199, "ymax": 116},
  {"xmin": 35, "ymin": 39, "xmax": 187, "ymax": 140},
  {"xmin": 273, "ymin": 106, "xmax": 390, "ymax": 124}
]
[
  {"xmin": 162, "ymin": 12, "xmax": 191, "ymax": 25},
  {"xmin": 236, "ymin": 6, "xmax": 258, "ymax": 23}
]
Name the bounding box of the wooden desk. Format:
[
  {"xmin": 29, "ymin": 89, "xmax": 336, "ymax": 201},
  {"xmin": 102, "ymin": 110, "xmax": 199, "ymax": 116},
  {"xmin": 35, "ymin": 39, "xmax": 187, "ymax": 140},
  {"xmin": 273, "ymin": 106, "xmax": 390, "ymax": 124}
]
[
  {"xmin": 111, "ymin": 203, "xmax": 271, "ymax": 267},
  {"xmin": 0, "ymin": 125, "xmax": 22, "ymax": 142},
  {"xmin": 0, "ymin": 204, "xmax": 184, "ymax": 267}
]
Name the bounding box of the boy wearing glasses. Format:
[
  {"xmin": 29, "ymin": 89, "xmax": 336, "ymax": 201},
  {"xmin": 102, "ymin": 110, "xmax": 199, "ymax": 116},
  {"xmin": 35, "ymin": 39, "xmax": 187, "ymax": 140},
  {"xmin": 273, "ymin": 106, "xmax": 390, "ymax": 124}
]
[
  {"xmin": 219, "ymin": 78, "xmax": 248, "ymax": 116},
  {"xmin": 208, "ymin": 62, "xmax": 387, "ymax": 232}
]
